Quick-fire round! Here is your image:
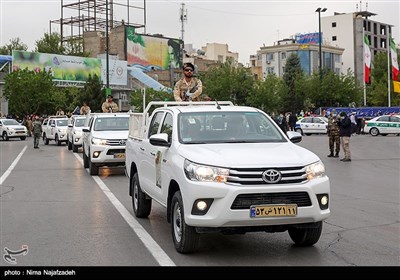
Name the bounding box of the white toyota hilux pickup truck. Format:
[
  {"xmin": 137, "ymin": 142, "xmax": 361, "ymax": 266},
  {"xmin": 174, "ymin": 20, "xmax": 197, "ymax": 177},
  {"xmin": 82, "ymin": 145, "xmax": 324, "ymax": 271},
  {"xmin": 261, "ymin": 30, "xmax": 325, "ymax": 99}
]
[{"xmin": 125, "ymin": 101, "xmax": 330, "ymax": 253}]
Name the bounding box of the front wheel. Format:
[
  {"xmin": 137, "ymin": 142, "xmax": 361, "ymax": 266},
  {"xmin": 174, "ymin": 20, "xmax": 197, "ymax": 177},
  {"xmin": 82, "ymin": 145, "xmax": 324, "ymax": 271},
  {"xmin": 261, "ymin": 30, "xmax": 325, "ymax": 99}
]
[
  {"xmin": 131, "ymin": 173, "xmax": 152, "ymax": 218},
  {"xmin": 55, "ymin": 134, "xmax": 61, "ymax": 146},
  {"xmin": 20, "ymin": 136, "xmax": 26, "ymax": 140},
  {"xmin": 171, "ymin": 191, "xmax": 199, "ymax": 253},
  {"xmin": 288, "ymin": 221, "xmax": 322, "ymax": 246},
  {"xmin": 2, "ymin": 132, "xmax": 9, "ymax": 141}
]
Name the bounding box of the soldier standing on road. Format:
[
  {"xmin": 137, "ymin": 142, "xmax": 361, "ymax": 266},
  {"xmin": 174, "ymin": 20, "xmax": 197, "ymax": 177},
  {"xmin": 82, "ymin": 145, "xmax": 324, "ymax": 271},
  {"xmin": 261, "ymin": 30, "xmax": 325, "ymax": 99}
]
[
  {"xmin": 32, "ymin": 116, "xmax": 42, "ymax": 149},
  {"xmin": 327, "ymin": 110, "xmax": 340, "ymax": 158}
]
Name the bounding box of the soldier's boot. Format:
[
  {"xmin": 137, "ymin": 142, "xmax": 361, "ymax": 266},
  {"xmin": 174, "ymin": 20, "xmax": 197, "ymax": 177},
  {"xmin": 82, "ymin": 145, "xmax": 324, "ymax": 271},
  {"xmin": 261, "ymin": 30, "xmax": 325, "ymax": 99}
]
[
  {"xmin": 334, "ymin": 152, "xmax": 339, "ymax": 158},
  {"xmin": 327, "ymin": 152, "xmax": 334, "ymax": 157}
]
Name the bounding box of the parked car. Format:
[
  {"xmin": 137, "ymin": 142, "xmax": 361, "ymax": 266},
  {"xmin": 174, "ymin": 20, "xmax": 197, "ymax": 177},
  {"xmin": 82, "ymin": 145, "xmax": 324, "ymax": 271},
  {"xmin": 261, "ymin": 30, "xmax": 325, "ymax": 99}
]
[
  {"xmin": 364, "ymin": 114, "xmax": 400, "ymax": 136},
  {"xmin": 295, "ymin": 116, "xmax": 328, "ymax": 135},
  {"xmin": 0, "ymin": 119, "xmax": 28, "ymax": 141},
  {"xmin": 67, "ymin": 115, "xmax": 86, "ymax": 152}
]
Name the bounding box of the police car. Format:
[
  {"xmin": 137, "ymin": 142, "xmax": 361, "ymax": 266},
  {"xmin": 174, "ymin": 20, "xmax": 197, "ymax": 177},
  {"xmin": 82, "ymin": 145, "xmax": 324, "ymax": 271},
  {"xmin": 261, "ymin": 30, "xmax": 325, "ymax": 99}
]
[
  {"xmin": 364, "ymin": 114, "xmax": 400, "ymax": 136},
  {"xmin": 295, "ymin": 116, "xmax": 328, "ymax": 135}
]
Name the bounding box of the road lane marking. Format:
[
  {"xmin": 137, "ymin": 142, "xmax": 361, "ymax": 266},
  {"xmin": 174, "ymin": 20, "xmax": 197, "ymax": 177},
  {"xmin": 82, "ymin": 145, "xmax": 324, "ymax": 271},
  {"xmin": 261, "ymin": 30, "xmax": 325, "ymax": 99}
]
[
  {"xmin": 0, "ymin": 145, "xmax": 27, "ymax": 185},
  {"xmin": 73, "ymin": 153, "xmax": 175, "ymax": 266}
]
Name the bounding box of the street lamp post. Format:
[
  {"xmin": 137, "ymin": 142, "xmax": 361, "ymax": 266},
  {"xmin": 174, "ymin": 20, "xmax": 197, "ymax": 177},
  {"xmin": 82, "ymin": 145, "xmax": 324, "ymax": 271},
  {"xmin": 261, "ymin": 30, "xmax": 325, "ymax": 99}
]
[
  {"xmin": 105, "ymin": 0, "xmax": 110, "ymax": 96},
  {"xmin": 315, "ymin": 7, "xmax": 327, "ymax": 79}
]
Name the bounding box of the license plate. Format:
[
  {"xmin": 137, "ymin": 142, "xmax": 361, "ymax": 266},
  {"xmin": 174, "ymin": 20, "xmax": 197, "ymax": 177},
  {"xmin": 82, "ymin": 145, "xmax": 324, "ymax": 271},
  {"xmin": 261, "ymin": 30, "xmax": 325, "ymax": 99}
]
[
  {"xmin": 250, "ymin": 204, "xmax": 297, "ymax": 218},
  {"xmin": 114, "ymin": 153, "xmax": 125, "ymax": 159}
]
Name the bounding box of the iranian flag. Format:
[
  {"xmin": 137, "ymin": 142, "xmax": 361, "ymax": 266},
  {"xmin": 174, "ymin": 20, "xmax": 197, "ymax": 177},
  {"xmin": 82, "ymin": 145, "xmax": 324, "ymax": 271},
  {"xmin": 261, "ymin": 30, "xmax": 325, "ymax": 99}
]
[
  {"xmin": 390, "ymin": 37, "xmax": 399, "ymax": 81},
  {"xmin": 364, "ymin": 35, "xmax": 371, "ymax": 84}
]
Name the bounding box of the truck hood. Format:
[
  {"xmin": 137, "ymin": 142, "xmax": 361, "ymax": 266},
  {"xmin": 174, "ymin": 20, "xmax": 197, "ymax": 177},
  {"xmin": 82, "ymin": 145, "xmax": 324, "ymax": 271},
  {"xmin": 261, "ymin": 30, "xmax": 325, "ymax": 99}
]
[
  {"xmin": 5, "ymin": 125, "xmax": 26, "ymax": 130},
  {"xmin": 91, "ymin": 130, "xmax": 128, "ymax": 139},
  {"xmin": 178, "ymin": 142, "xmax": 320, "ymax": 167}
]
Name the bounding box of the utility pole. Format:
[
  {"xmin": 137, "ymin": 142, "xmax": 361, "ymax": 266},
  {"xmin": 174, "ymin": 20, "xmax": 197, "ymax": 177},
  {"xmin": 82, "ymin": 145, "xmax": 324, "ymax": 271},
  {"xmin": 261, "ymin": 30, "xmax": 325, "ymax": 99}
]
[
  {"xmin": 105, "ymin": 0, "xmax": 110, "ymax": 97},
  {"xmin": 180, "ymin": 3, "xmax": 187, "ymax": 66}
]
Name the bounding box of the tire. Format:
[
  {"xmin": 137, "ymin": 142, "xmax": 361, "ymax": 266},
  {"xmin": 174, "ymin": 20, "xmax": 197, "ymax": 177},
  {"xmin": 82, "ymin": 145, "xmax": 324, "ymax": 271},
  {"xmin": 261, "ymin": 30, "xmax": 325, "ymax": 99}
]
[
  {"xmin": 131, "ymin": 172, "xmax": 152, "ymax": 218},
  {"xmin": 305, "ymin": 133, "xmax": 311, "ymax": 136},
  {"xmin": 72, "ymin": 142, "xmax": 78, "ymax": 153},
  {"xmin": 55, "ymin": 134, "xmax": 61, "ymax": 146},
  {"xmin": 381, "ymin": 134, "xmax": 388, "ymax": 136},
  {"xmin": 68, "ymin": 139, "xmax": 72, "ymax": 150},
  {"xmin": 89, "ymin": 155, "xmax": 99, "ymax": 175},
  {"xmin": 43, "ymin": 134, "xmax": 49, "ymax": 145},
  {"xmin": 295, "ymin": 128, "xmax": 303, "ymax": 135},
  {"xmin": 2, "ymin": 132, "xmax": 9, "ymax": 141},
  {"xmin": 288, "ymin": 221, "xmax": 323, "ymax": 246},
  {"xmin": 171, "ymin": 191, "xmax": 199, "ymax": 253},
  {"xmin": 369, "ymin": 127, "xmax": 379, "ymax": 136},
  {"xmin": 83, "ymin": 148, "xmax": 89, "ymax": 168},
  {"xmin": 20, "ymin": 136, "xmax": 26, "ymax": 140}
]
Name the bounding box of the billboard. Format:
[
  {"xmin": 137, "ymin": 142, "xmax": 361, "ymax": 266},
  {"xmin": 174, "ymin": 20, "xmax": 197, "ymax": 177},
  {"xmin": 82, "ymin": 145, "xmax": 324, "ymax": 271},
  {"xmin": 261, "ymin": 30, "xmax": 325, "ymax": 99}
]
[
  {"xmin": 12, "ymin": 51, "xmax": 102, "ymax": 83},
  {"xmin": 295, "ymin": 32, "xmax": 320, "ymax": 45},
  {"xmin": 101, "ymin": 59, "xmax": 127, "ymax": 86},
  {"xmin": 126, "ymin": 26, "xmax": 182, "ymax": 71}
]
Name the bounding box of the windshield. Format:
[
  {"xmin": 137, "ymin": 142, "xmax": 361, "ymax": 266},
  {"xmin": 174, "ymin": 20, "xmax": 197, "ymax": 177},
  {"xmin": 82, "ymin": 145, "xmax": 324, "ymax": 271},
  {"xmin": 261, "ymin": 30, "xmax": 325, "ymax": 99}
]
[
  {"xmin": 75, "ymin": 118, "xmax": 85, "ymax": 127},
  {"xmin": 2, "ymin": 119, "xmax": 20, "ymax": 126},
  {"xmin": 94, "ymin": 117, "xmax": 129, "ymax": 131},
  {"xmin": 56, "ymin": 119, "xmax": 68, "ymax": 126},
  {"xmin": 178, "ymin": 111, "xmax": 286, "ymax": 144}
]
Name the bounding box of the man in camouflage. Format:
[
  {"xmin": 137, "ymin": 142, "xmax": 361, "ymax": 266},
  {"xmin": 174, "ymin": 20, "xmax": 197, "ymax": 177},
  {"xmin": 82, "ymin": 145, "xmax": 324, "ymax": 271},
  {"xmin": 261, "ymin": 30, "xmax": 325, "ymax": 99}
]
[
  {"xmin": 32, "ymin": 116, "xmax": 42, "ymax": 149},
  {"xmin": 327, "ymin": 110, "xmax": 340, "ymax": 157}
]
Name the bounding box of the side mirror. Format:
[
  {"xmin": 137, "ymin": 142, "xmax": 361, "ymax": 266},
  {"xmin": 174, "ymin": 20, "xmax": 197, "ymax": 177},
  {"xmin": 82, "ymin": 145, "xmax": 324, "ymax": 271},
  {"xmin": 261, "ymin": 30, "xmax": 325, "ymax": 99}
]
[
  {"xmin": 82, "ymin": 128, "xmax": 90, "ymax": 133},
  {"xmin": 287, "ymin": 131, "xmax": 302, "ymax": 143},
  {"xmin": 149, "ymin": 133, "xmax": 171, "ymax": 147}
]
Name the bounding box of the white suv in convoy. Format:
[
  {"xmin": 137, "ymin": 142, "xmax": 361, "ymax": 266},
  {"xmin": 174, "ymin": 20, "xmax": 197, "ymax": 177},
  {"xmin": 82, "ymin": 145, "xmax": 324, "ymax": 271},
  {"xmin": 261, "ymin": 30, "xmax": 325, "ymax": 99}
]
[
  {"xmin": 82, "ymin": 113, "xmax": 129, "ymax": 175},
  {"xmin": 67, "ymin": 115, "xmax": 86, "ymax": 152},
  {"xmin": 42, "ymin": 116, "xmax": 69, "ymax": 145},
  {"xmin": 0, "ymin": 119, "xmax": 28, "ymax": 141},
  {"xmin": 125, "ymin": 101, "xmax": 331, "ymax": 253}
]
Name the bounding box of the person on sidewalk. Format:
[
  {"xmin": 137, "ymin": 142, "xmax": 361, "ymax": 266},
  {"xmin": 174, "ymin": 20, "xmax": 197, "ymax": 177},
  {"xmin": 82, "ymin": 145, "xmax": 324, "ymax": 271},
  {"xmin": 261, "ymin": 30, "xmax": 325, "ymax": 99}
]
[
  {"xmin": 32, "ymin": 116, "xmax": 42, "ymax": 149},
  {"xmin": 338, "ymin": 112, "xmax": 352, "ymax": 162}
]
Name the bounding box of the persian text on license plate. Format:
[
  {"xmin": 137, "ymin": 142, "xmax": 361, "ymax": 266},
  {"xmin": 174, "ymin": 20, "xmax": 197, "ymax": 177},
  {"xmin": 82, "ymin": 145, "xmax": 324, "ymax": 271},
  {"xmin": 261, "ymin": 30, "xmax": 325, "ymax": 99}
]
[
  {"xmin": 250, "ymin": 204, "xmax": 297, "ymax": 218},
  {"xmin": 114, "ymin": 153, "xmax": 125, "ymax": 159}
]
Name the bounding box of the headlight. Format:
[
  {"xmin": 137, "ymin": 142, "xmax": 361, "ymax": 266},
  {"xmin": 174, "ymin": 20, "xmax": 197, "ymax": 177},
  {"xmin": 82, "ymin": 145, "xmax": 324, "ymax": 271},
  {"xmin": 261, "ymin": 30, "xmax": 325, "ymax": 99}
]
[
  {"xmin": 74, "ymin": 130, "xmax": 83, "ymax": 136},
  {"xmin": 6, "ymin": 127, "xmax": 15, "ymax": 131},
  {"xmin": 305, "ymin": 161, "xmax": 325, "ymax": 180},
  {"xmin": 184, "ymin": 159, "xmax": 229, "ymax": 183},
  {"xmin": 91, "ymin": 137, "xmax": 107, "ymax": 145}
]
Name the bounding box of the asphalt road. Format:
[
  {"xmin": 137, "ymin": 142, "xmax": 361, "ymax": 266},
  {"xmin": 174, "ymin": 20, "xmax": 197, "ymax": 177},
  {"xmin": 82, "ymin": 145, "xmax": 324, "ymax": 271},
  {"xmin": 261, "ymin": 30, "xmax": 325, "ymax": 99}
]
[{"xmin": 0, "ymin": 134, "xmax": 399, "ymax": 268}]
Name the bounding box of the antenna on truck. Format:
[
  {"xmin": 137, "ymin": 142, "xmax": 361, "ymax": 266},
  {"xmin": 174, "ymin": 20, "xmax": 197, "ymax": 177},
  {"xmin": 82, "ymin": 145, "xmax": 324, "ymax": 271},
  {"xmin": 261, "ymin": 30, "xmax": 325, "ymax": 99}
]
[{"xmin": 215, "ymin": 100, "xmax": 221, "ymax": 110}]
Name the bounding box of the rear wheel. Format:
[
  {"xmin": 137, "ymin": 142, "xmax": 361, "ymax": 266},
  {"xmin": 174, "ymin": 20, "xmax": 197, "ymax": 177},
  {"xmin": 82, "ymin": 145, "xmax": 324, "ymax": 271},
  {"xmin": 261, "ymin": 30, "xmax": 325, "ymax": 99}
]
[
  {"xmin": 171, "ymin": 191, "xmax": 199, "ymax": 253},
  {"xmin": 370, "ymin": 127, "xmax": 379, "ymax": 136},
  {"xmin": 131, "ymin": 173, "xmax": 152, "ymax": 218},
  {"xmin": 288, "ymin": 221, "xmax": 322, "ymax": 246}
]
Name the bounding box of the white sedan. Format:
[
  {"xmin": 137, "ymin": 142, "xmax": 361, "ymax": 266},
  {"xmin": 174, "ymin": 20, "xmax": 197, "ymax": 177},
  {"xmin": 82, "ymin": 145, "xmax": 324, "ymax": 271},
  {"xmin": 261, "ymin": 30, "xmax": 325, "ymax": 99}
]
[
  {"xmin": 364, "ymin": 115, "xmax": 400, "ymax": 136},
  {"xmin": 295, "ymin": 116, "xmax": 328, "ymax": 135}
]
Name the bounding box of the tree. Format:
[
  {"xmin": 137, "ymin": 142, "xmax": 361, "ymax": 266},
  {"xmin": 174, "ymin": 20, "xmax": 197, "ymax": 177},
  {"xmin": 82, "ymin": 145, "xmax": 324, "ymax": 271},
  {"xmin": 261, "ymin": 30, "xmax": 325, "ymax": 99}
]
[
  {"xmin": 35, "ymin": 32, "xmax": 65, "ymax": 54},
  {"xmin": 80, "ymin": 74, "xmax": 104, "ymax": 112},
  {"xmin": 64, "ymin": 38, "xmax": 90, "ymax": 57},
  {"xmin": 282, "ymin": 53, "xmax": 305, "ymax": 113},
  {"xmin": 200, "ymin": 59, "xmax": 254, "ymax": 105},
  {"xmin": 0, "ymin": 38, "xmax": 28, "ymax": 55},
  {"xmin": 4, "ymin": 69, "xmax": 55, "ymax": 116}
]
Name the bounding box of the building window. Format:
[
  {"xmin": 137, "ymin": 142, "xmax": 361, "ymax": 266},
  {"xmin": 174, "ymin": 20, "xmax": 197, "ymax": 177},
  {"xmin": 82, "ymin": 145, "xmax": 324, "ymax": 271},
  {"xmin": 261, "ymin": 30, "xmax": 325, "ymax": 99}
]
[
  {"xmin": 332, "ymin": 22, "xmax": 336, "ymax": 27},
  {"xmin": 281, "ymin": 52, "xmax": 286, "ymax": 59},
  {"xmin": 332, "ymin": 36, "xmax": 337, "ymax": 41},
  {"xmin": 217, "ymin": 55, "xmax": 223, "ymax": 62},
  {"xmin": 267, "ymin": 67, "xmax": 275, "ymax": 74},
  {"xmin": 266, "ymin": 53, "xmax": 274, "ymax": 61},
  {"xmin": 335, "ymin": 68, "xmax": 340, "ymax": 74}
]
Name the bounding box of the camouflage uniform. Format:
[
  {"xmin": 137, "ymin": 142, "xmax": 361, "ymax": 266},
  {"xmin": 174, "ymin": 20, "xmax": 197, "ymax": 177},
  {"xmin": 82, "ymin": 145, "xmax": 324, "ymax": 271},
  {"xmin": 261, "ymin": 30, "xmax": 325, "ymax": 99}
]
[
  {"xmin": 173, "ymin": 77, "xmax": 203, "ymax": 101},
  {"xmin": 327, "ymin": 114, "xmax": 340, "ymax": 157},
  {"xmin": 101, "ymin": 100, "xmax": 119, "ymax": 113},
  {"xmin": 32, "ymin": 118, "xmax": 42, "ymax": 148}
]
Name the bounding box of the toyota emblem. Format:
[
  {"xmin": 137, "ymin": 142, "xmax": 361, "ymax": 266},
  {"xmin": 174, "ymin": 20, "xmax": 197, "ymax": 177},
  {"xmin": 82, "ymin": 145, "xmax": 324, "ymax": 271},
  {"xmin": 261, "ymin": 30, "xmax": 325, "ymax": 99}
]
[
  {"xmin": 262, "ymin": 169, "xmax": 282, "ymax": 184},
  {"xmin": 119, "ymin": 139, "xmax": 126, "ymax": 145}
]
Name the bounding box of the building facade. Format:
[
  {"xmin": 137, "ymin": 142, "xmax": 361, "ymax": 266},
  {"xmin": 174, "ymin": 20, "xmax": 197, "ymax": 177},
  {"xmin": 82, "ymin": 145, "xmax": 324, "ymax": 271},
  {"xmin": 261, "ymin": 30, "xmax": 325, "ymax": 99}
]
[
  {"xmin": 321, "ymin": 11, "xmax": 393, "ymax": 84},
  {"xmin": 254, "ymin": 38, "xmax": 344, "ymax": 80}
]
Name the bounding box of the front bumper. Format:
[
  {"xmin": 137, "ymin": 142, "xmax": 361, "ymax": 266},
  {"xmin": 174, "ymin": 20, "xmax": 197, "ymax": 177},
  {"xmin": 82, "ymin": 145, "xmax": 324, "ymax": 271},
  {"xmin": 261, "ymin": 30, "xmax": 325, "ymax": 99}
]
[{"xmin": 90, "ymin": 145, "xmax": 126, "ymax": 166}]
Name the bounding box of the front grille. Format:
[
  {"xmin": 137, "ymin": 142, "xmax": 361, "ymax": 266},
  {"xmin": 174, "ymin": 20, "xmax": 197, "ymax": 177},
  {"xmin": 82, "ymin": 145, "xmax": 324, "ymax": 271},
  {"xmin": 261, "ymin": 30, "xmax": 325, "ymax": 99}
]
[
  {"xmin": 106, "ymin": 139, "xmax": 127, "ymax": 146},
  {"xmin": 231, "ymin": 192, "xmax": 311, "ymax": 210},
  {"xmin": 106, "ymin": 149, "xmax": 125, "ymax": 155},
  {"xmin": 228, "ymin": 166, "xmax": 307, "ymax": 185}
]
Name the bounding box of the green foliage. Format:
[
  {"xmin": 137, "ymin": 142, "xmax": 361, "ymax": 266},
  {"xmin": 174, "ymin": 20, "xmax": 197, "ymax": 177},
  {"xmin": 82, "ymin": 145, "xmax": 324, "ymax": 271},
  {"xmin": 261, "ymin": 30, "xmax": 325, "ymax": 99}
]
[
  {"xmin": 80, "ymin": 74, "xmax": 104, "ymax": 112},
  {"xmin": 129, "ymin": 88, "xmax": 173, "ymax": 112},
  {"xmin": 35, "ymin": 32, "xmax": 65, "ymax": 54},
  {"xmin": 4, "ymin": 69, "xmax": 55, "ymax": 115},
  {"xmin": 63, "ymin": 37, "xmax": 90, "ymax": 57},
  {"xmin": 0, "ymin": 38, "xmax": 28, "ymax": 55},
  {"xmin": 200, "ymin": 60, "xmax": 254, "ymax": 105},
  {"xmin": 281, "ymin": 53, "xmax": 304, "ymax": 112}
]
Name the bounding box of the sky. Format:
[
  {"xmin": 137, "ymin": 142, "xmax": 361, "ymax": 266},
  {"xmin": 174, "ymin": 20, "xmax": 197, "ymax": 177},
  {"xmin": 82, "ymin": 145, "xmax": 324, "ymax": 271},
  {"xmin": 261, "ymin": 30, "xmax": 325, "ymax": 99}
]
[{"xmin": 0, "ymin": 0, "xmax": 399, "ymax": 64}]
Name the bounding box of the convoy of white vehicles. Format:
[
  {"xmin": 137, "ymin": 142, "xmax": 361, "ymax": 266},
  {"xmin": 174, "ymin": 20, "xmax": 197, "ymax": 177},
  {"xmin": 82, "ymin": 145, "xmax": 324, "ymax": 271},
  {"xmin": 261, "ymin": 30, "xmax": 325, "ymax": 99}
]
[
  {"xmin": 2, "ymin": 101, "xmax": 331, "ymax": 254},
  {"xmin": 125, "ymin": 101, "xmax": 330, "ymax": 253}
]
